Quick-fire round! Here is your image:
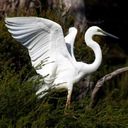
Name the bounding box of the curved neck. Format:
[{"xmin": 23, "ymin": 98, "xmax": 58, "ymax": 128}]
[
  {"xmin": 73, "ymin": 36, "xmax": 102, "ymax": 83},
  {"xmin": 84, "ymin": 35, "xmax": 102, "ymax": 74}
]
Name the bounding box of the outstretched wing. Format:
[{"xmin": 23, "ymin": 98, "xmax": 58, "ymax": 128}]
[
  {"xmin": 5, "ymin": 17, "xmax": 73, "ymax": 73},
  {"xmin": 65, "ymin": 27, "xmax": 77, "ymax": 62}
]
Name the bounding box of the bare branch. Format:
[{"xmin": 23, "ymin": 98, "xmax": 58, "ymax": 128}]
[{"xmin": 89, "ymin": 66, "xmax": 128, "ymax": 108}]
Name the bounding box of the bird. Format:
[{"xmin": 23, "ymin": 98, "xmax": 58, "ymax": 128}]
[{"xmin": 5, "ymin": 17, "xmax": 118, "ymax": 109}]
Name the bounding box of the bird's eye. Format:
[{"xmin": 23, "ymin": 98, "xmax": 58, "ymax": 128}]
[{"xmin": 97, "ymin": 29, "xmax": 102, "ymax": 33}]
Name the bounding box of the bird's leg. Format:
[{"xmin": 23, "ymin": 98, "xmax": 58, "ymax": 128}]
[
  {"xmin": 64, "ymin": 86, "xmax": 73, "ymax": 114},
  {"xmin": 66, "ymin": 89, "xmax": 72, "ymax": 108}
]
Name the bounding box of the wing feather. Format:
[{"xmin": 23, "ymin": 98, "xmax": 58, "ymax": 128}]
[
  {"xmin": 65, "ymin": 27, "xmax": 77, "ymax": 62},
  {"xmin": 5, "ymin": 17, "xmax": 73, "ymax": 76}
]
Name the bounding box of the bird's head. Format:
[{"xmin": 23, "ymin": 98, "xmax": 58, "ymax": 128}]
[{"xmin": 85, "ymin": 26, "xmax": 118, "ymax": 39}]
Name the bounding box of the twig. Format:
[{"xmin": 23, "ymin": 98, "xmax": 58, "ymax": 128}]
[{"xmin": 89, "ymin": 66, "xmax": 128, "ymax": 108}]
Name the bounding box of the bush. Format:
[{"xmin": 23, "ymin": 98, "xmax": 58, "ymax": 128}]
[{"xmin": 0, "ymin": 7, "xmax": 128, "ymax": 128}]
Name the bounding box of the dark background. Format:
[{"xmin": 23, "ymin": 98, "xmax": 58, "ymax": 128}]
[{"xmin": 85, "ymin": 0, "xmax": 128, "ymax": 56}]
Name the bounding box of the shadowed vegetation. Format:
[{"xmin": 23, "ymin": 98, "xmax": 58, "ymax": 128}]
[{"xmin": 0, "ymin": 5, "xmax": 128, "ymax": 128}]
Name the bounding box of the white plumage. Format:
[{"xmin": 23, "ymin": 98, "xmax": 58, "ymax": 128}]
[{"xmin": 5, "ymin": 17, "xmax": 118, "ymax": 108}]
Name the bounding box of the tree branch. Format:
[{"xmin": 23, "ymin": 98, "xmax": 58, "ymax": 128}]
[{"xmin": 89, "ymin": 66, "xmax": 128, "ymax": 108}]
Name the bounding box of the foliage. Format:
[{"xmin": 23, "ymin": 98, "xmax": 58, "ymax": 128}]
[
  {"xmin": 0, "ymin": 65, "xmax": 128, "ymax": 127},
  {"xmin": 0, "ymin": 5, "xmax": 128, "ymax": 128}
]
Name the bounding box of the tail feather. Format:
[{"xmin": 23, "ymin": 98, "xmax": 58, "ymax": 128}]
[{"xmin": 36, "ymin": 84, "xmax": 49, "ymax": 98}]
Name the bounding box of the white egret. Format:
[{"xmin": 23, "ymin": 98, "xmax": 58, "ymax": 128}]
[{"xmin": 5, "ymin": 17, "xmax": 118, "ymax": 108}]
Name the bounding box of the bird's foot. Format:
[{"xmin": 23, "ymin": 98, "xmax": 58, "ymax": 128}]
[{"xmin": 64, "ymin": 100, "xmax": 70, "ymax": 115}]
